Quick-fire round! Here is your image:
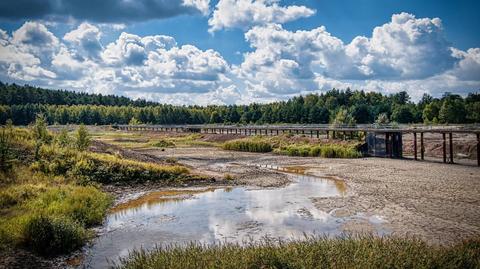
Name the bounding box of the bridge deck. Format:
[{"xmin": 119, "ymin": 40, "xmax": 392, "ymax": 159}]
[{"xmin": 113, "ymin": 124, "xmax": 480, "ymax": 166}]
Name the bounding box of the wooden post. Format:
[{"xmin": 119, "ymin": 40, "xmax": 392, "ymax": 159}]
[
  {"xmin": 316, "ymin": 130, "xmax": 319, "ymax": 138},
  {"xmin": 414, "ymin": 132, "xmax": 417, "ymax": 160},
  {"xmin": 477, "ymin": 133, "xmax": 480, "ymax": 166},
  {"xmin": 333, "ymin": 131, "xmax": 336, "ymax": 139},
  {"xmin": 390, "ymin": 133, "xmax": 394, "ymax": 158},
  {"xmin": 385, "ymin": 133, "xmax": 389, "ymax": 157},
  {"xmin": 420, "ymin": 132, "xmax": 424, "ymax": 160},
  {"xmin": 449, "ymin": 132, "xmax": 454, "ymax": 164},
  {"xmin": 327, "ymin": 131, "xmax": 329, "ymax": 139},
  {"xmin": 442, "ymin": 133, "xmax": 447, "ymax": 163}
]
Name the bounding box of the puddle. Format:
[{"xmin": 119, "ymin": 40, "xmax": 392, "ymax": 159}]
[{"xmin": 83, "ymin": 170, "xmax": 385, "ymax": 268}]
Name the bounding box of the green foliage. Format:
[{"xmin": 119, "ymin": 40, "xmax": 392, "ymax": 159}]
[
  {"xmin": 222, "ymin": 139, "xmax": 273, "ymax": 153},
  {"xmin": 391, "ymin": 105, "xmax": 414, "ymax": 123},
  {"xmin": 116, "ymin": 236, "xmax": 480, "ymax": 269},
  {"xmin": 75, "ymin": 124, "xmax": 91, "ymax": 151},
  {"xmin": 422, "ymin": 102, "xmax": 440, "ymax": 123},
  {"xmin": 2, "ymin": 83, "xmax": 479, "ymax": 125},
  {"xmin": 332, "ymin": 108, "xmax": 356, "ymax": 127},
  {"xmin": 70, "ymin": 152, "xmax": 189, "ymax": 184},
  {"xmin": 0, "ymin": 127, "xmax": 196, "ymax": 257},
  {"xmin": 152, "ymin": 139, "xmax": 175, "ymax": 148},
  {"xmin": 32, "ymin": 114, "xmax": 52, "ymax": 160},
  {"xmin": 32, "ymin": 114, "xmax": 52, "ymax": 144},
  {"xmin": 128, "ymin": 117, "xmax": 141, "ymax": 125},
  {"xmin": 26, "ymin": 185, "xmax": 112, "ymax": 226},
  {"xmin": 375, "ymin": 113, "xmax": 390, "ymax": 125},
  {"xmin": 0, "ymin": 176, "xmax": 112, "ymax": 256},
  {"xmin": 439, "ymin": 96, "xmax": 467, "ymax": 123},
  {"xmin": 0, "ymin": 126, "xmax": 13, "ymax": 172},
  {"xmin": 22, "ymin": 215, "xmax": 86, "ymax": 256},
  {"xmin": 165, "ymin": 157, "xmax": 178, "ymax": 164},
  {"xmin": 278, "ymin": 144, "xmax": 362, "ymax": 158},
  {"xmin": 55, "ymin": 127, "xmax": 71, "ymax": 148},
  {"xmin": 224, "ymin": 173, "xmax": 234, "ymax": 181}
]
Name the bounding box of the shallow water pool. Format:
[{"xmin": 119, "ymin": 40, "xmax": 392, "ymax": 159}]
[{"xmin": 83, "ymin": 172, "xmax": 385, "ymax": 268}]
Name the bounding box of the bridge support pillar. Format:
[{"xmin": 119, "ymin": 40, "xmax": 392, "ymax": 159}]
[
  {"xmin": 449, "ymin": 132, "xmax": 454, "ymax": 164},
  {"xmin": 443, "ymin": 133, "xmax": 447, "ymax": 163},
  {"xmin": 414, "ymin": 132, "xmax": 417, "ymax": 160}
]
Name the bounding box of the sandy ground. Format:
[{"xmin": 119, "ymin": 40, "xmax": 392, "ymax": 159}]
[{"xmin": 140, "ymin": 146, "xmax": 480, "ymax": 245}]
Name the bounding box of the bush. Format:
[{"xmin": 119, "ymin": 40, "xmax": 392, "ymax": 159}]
[
  {"xmin": 222, "ymin": 139, "xmax": 273, "ymax": 153},
  {"xmin": 27, "ymin": 185, "xmax": 112, "ymax": 226},
  {"xmin": 152, "ymin": 139, "xmax": 175, "ymax": 148},
  {"xmin": 22, "ymin": 215, "xmax": 85, "ymax": 256},
  {"xmin": 75, "ymin": 124, "xmax": 91, "ymax": 151}
]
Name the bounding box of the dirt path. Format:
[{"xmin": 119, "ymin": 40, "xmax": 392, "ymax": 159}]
[{"xmin": 140, "ymin": 146, "xmax": 480, "ymax": 245}]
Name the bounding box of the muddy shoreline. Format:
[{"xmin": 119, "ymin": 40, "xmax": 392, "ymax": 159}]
[{"xmin": 137, "ymin": 145, "xmax": 479, "ymax": 245}]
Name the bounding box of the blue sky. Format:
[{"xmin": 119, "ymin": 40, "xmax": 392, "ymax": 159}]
[{"xmin": 0, "ymin": 0, "xmax": 479, "ymax": 104}]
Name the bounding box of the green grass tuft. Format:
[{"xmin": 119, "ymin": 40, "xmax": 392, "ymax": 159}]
[
  {"xmin": 116, "ymin": 236, "xmax": 480, "ymax": 269},
  {"xmin": 222, "ymin": 139, "xmax": 273, "ymax": 153}
]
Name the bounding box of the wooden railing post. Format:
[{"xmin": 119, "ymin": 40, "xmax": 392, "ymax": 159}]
[
  {"xmin": 449, "ymin": 132, "xmax": 454, "ymax": 164},
  {"xmin": 477, "ymin": 133, "xmax": 480, "ymax": 166},
  {"xmin": 414, "ymin": 132, "xmax": 417, "ymax": 160},
  {"xmin": 420, "ymin": 132, "xmax": 424, "ymax": 160},
  {"xmin": 443, "ymin": 133, "xmax": 447, "ymax": 163}
]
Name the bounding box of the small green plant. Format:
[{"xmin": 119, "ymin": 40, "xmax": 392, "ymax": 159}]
[
  {"xmin": 165, "ymin": 157, "xmax": 178, "ymax": 164},
  {"xmin": 375, "ymin": 113, "xmax": 390, "ymax": 125},
  {"xmin": 128, "ymin": 117, "xmax": 141, "ymax": 125},
  {"xmin": 32, "ymin": 114, "xmax": 52, "ymax": 160},
  {"xmin": 75, "ymin": 124, "xmax": 91, "ymax": 151},
  {"xmin": 152, "ymin": 139, "xmax": 175, "ymax": 148},
  {"xmin": 224, "ymin": 173, "xmax": 235, "ymax": 181},
  {"xmin": 56, "ymin": 127, "xmax": 71, "ymax": 148}
]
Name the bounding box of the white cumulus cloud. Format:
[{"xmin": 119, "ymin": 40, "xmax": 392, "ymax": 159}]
[{"xmin": 208, "ymin": 0, "xmax": 315, "ymax": 32}]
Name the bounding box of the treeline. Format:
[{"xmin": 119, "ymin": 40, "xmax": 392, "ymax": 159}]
[
  {"xmin": 0, "ymin": 82, "xmax": 158, "ymax": 107},
  {"xmin": 0, "ymin": 82, "xmax": 479, "ymax": 125}
]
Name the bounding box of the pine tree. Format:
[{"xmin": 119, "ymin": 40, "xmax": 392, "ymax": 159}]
[{"xmin": 75, "ymin": 125, "xmax": 91, "ymax": 151}]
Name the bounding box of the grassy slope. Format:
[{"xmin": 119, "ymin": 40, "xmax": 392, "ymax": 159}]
[{"xmin": 0, "ymin": 127, "xmax": 198, "ymax": 258}]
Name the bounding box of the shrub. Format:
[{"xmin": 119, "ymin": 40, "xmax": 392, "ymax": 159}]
[
  {"xmin": 22, "ymin": 215, "xmax": 85, "ymax": 256},
  {"xmin": 56, "ymin": 127, "xmax": 71, "ymax": 148},
  {"xmin": 152, "ymin": 139, "xmax": 175, "ymax": 148},
  {"xmin": 75, "ymin": 124, "xmax": 91, "ymax": 151},
  {"xmin": 222, "ymin": 139, "xmax": 273, "ymax": 153},
  {"xmin": 224, "ymin": 173, "xmax": 235, "ymax": 181},
  {"xmin": 27, "ymin": 185, "xmax": 112, "ymax": 226},
  {"xmin": 165, "ymin": 157, "xmax": 178, "ymax": 164}
]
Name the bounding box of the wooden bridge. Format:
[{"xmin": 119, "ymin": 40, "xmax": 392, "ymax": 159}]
[{"xmin": 113, "ymin": 124, "xmax": 480, "ymax": 166}]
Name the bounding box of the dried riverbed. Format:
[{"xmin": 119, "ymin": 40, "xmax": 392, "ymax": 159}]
[
  {"xmin": 80, "ymin": 144, "xmax": 480, "ymax": 267},
  {"xmin": 141, "ymin": 146, "xmax": 480, "ymax": 245}
]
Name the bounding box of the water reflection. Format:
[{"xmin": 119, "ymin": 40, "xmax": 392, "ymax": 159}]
[{"xmin": 84, "ymin": 173, "xmax": 380, "ymax": 268}]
